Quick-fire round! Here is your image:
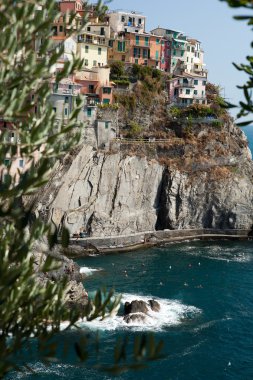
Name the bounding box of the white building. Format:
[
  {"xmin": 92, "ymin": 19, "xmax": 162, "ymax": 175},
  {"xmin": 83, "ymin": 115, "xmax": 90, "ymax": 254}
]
[
  {"xmin": 108, "ymin": 10, "xmax": 146, "ymax": 34},
  {"xmin": 48, "ymin": 78, "xmax": 86, "ymax": 123},
  {"xmin": 185, "ymin": 38, "xmax": 207, "ymax": 76}
]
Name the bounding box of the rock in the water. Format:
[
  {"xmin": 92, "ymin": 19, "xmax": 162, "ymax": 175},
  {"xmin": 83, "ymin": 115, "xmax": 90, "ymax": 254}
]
[
  {"xmin": 123, "ymin": 313, "xmax": 147, "ymax": 324},
  {"xmin": 124, "ymin": 300, "xmax": 149, "ymax": 315},
  {"xmin": 65, "ymin": 281, "xmax": 88, "ymax": 311},
  {"xmin": 148, "ymin": 299, "xmax": 161, "ymax": 312}
]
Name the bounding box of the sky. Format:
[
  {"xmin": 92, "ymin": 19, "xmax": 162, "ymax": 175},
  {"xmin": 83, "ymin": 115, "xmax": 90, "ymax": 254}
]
[{"xmin": 107, "ymin": 0, "xmax": 252, "ymax": 118}]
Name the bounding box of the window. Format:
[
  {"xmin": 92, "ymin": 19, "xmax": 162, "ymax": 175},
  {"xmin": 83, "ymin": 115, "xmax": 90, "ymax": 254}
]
[
  {"xmin": 156, "ymin": 38, "xmax": 159, "ymax": 45},
  {"xmin": 155, "ymin": 50, "xmax": 159, "ymax": 60},
  {"xmin": 187, "ymin": 57, "xmax": 189, "ymax": 62},
  {"xmin": 88, "ymin": 84, "xmax": 94, "ymax": 93},
  {"xmin": 103, "ymin": 99, "xmax": 110, "ymax": 104},
  {"xmin": 65, "ymin": 96, "xmax": 69, "ymax": 103},
  {"xmin": 173, "ymin": 50, "xmax": 176, "ymax": 55},
  {"xmin": 145, "ymin": 37, "xmax": 149, "ymax": 46},
  {"xmin": 85, "ymin": 45, "xmax": 89, "ymax": 53},
  {"xmin": 194, "ymin": 90, "xmax": 198, "ymax": 95},
  {"xmin": 87, "ymin": 108, "xmax": 92, "ymax": 117},
  {"xmin": 98, "ymin": 47, "xmax": 102, "ymax": 55},
  {"xmin": 59, "ymin": 25, "xmax": 63, "ymax": 32},
  {"xmin": 121, "ymin": 16, "xmax": 125, "ymax": 22},
  {"xmin": 52, "ymin": 26, "xmax": 57, "ymax": 36},
  {"xmin": 203, "ymin": 80, "xmax": 207, "ymax": 85},
  {"xmin": 93, "ymin": 60, "xmax": 97, "ymax": 66},
  {"xmin": 122, "ymin": 55, "xmax": 125, "ymax": 61},
  {"xmin": 118, "ymin": 41, "xmax": 125, "ymax": 52},
  {"xmin": 143, "ymin": 49, "xmax": 148, "ymax": 58},
  {"xmin": 183, "ymin": 78, "xmax": 188, "ymax": 84},
  {"xmin": 135, "ymin": 35, "xmax": 140, "ymax": 45},
  {"xmin": 135, "ymin": 59, "xmax": 138, "ymax": 64},
  {"xmin": 19, "ymin": 159, "xmax": 24, "ymax": 168},
  {"xmin": 181, "ymin": 51, "xmax": 184, "ymax": 57},
  {"xmin": 133, "ymin": 47, "xmax": 140, "ymax": 58},
  {"xmin": 85, "ymin": 59, "xmax": 88, "ymax": 66},
  {"xmin": 87, "ymin": 26, "xmax": 91, "ymax": 31},
  {"xmin": 105, "ymin": 121, "xmax": 110, "ymax": 129},
  {"xmin": 103, "ymin": 87, "xmax": 111, "ymax": 94},
  {"xmin": 53, "ymin": 107, "xmax": 56, "ymax": 113},
  {"xmin": 194, "ymin": 80, "xmax": 198, "ymax": 85},
  {"xmin": 186, "ymin": 89, "xmax": 191, "ymax": 94},
  {"xmin": 202, "ymin": 100, "xmax": 205, "ymax": 105},
  {"xmin": 68, "ymin": 85, "xmax": 72, "ymax": 90},
  {"xmin": 100, "ymin": 27, "xmax": 105, "ymax": 35},
  {"xmin": 138, "ymin": 18, "xmax": 142, "ymax": 24},
  {"xmin": 64, "ymin": 108, "xmax": 68, "ymax": 116},
  {"xmin": 187, "ymin": 46, "xmax": 190, "ymax": 52},
  {"xmin": 109, "ymin": 40, "xmax": 113, "ymax": 47},
  {"xmin": 191, "ymin": 47, "xmax": 194, "ymax": 52},
  {"xmin": 202, "ymin": 91, "xmax": 205, "ymax": 96},
  {"xmin": 4, "ymin": 159, "xmax": 10, "ymax": 166},
  {"xmin": 53, "ymin": 83, "xmax": 58, "ymax": 92}
]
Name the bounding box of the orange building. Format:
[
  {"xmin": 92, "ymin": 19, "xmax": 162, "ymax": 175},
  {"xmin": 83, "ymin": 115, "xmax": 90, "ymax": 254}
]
[
  {"xmin": 108, "ymin": 32, "xmax": 164, "ymax": 69},
  {"xmin": 75, "ymin": 67, "xmax": 114, "ymax": 105}
]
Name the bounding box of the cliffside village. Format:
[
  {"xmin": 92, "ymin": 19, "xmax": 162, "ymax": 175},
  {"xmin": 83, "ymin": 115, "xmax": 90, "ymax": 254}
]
[{"xmin": 1, "ymin": 0, "xmax": 209, "ymax": 180}]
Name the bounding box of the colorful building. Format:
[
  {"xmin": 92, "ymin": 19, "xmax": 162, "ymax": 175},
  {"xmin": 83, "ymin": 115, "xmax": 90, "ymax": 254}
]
[
  {"xmin": 77, "ymin": 32, "xmax": 108, "ymax": 69},
  {"xmin": 108, "ymin": 32, "xmax": 164, "ymax": 69},
  {"xmin": 151, "ymin": 27, "xmax": 188, "ymax": 74},
  {"xmin": 75, "ymin": 67, "xmax": 114, "ymax": 105},
  {"xmin": 168, "ymin": 73, "xmax": 207, "ymax": 106}
]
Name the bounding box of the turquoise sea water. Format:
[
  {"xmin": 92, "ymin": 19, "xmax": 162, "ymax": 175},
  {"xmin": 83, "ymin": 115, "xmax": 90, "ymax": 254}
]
[
  {"xmin": 242, "ymin": 125, "xmax": 253, "ymax": 154},
  {"xmin": 8, "ymin": 241, "xmax": 253, "ymax": 380}
]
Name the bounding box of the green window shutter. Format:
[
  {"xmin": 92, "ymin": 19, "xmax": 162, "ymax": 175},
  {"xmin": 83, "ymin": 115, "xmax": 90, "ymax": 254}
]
[{"xmin": 155, "ymin": 50, "xmax": 159, "ymax": 60}]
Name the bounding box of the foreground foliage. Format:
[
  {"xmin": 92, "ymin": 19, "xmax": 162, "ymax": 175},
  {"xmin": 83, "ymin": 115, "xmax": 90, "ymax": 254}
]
[
  {"xmin": 0, "ymin": 0, "xmax": 163, "ymax": 377},
  {"xmin": 221, "ymin": 0, "xmax": 253, "ymax": 125}
]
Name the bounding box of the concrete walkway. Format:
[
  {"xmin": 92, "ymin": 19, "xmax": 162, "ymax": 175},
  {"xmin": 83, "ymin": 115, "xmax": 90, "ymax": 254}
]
[{"xmin": 68, "ymin": 228, "xmax": 253, "ymax": 255}]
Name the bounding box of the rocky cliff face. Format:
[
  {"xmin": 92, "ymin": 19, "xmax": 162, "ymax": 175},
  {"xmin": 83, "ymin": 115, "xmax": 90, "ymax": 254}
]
[{"xmin": 33, "ymin": 121, "xmax": 253, "ymax": 236}]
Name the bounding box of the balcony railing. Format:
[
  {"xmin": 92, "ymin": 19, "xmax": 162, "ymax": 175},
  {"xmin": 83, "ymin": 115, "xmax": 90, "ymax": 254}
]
[{"xmin": 175, "ymin": 82, "xmax": 194, "ymax": 88}]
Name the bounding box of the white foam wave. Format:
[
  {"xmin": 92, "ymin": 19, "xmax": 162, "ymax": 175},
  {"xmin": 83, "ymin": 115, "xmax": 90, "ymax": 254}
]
[
  {"xmin": 76, "ymin": 293, "xmax": 201, "ymax": 332},
  {"xmin": 79, "ymin": 266, "xmax": 102, "ymax": 275},
  {"xmin": 186, "ymin": 245, "xmax": 252, "ymax": 263}
]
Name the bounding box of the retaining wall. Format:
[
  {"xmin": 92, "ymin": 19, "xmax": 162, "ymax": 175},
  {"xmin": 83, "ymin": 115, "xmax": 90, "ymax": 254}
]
[{"xmin": 68, "ymin": 229, "xmax": 252, "ymax": 255}]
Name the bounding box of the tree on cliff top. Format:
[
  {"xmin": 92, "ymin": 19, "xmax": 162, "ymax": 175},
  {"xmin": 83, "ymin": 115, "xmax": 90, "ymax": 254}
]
[
  {"xmin": 0, "ymin": 0, "xmax": 163, "ymax": 377},
  {"xmin": 221, "ymin": 0, "xmax": 253, "ymax": 125}
]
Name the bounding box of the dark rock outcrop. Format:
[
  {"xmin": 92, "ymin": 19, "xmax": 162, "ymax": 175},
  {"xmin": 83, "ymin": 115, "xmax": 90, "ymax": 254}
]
[
  {"xmin": 124, "ymin": 300, "xmax": 149, "ymax": 315},
  {"xmin": 148, "ymin": 299, "xmax": 161, "ymax": 312},
  {"xmin": 123, "ymin": 313, "xmax": 147, "ymax": 324}
]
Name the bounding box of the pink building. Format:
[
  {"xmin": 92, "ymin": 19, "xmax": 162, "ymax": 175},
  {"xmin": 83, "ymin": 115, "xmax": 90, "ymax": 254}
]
[{"xmin": 168, "ymin": 73, "xmax": 207, "ymax": 106}]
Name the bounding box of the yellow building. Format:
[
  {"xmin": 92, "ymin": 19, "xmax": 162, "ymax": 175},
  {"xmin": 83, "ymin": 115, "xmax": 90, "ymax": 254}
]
[{"xmin": 77, "ymin": 32, "xmax": 108, "ymax": 69}]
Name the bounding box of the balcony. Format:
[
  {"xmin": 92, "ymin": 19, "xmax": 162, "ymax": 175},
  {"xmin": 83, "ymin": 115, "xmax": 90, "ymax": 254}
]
[
  {"xmin": 51, "ymin": 87, "xmax": 80, "ymax": 96},
  {"xmin": 175, "ymin": 82, "xmax": 194, "ymax": 88}
]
